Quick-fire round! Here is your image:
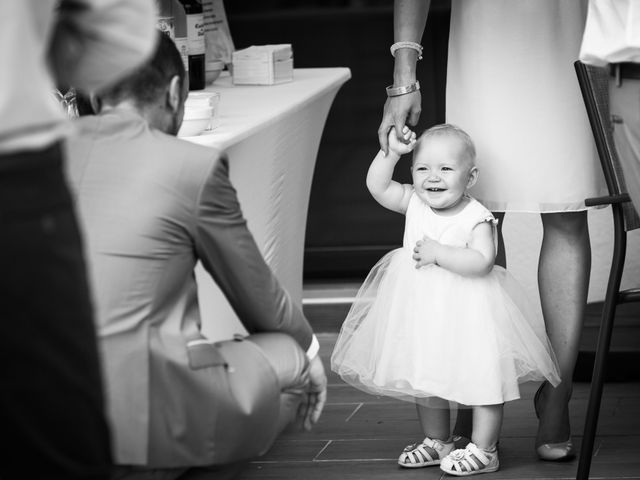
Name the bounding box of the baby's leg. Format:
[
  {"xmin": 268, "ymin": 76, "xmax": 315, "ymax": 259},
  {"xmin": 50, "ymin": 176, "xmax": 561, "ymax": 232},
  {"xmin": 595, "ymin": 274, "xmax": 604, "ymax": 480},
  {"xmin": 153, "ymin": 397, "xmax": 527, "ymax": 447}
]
[
  {"xmin": 398, "ymin": 398, "xmax": 454, "ymax": 468},
  {"xmin": 440, "ymin": 405, "xmax": 502, "ymax": 475},
  {"xmin": 416, "ymin": 396, "xmax": 450, "ymax": 440},
  {"xmin": 471, "ymin": 404, "xmax": 504, "ymax": 449}
]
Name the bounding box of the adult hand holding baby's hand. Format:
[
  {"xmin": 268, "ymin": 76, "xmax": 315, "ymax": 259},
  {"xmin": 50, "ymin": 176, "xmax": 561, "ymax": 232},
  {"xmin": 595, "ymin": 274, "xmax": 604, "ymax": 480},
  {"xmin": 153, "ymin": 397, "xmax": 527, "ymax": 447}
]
[
  {"xmin": 413, "ymin": 235, "xmax": 439, "ymax": 268},
  {"xmin": 378, "ymin": 91, "xmax": 421, "ymax": 155},
  {"xmin": 387, "ymin": 126, "xmax": 416, "ymax": 157}
]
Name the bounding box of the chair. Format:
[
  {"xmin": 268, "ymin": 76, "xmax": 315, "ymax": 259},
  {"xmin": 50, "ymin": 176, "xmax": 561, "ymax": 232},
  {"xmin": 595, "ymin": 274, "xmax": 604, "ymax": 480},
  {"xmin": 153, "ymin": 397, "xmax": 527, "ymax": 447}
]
[{"xmin": 573, "ymin": 60, "xmax": 640, "ymax": 479}]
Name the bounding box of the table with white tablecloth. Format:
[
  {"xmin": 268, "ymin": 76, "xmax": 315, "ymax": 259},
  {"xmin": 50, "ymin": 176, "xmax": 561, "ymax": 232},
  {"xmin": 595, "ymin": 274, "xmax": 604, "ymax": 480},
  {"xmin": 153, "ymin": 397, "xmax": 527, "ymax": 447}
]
[{"xmin": 185, "ymin": 67, "xmax": 350, "ymax": 340}]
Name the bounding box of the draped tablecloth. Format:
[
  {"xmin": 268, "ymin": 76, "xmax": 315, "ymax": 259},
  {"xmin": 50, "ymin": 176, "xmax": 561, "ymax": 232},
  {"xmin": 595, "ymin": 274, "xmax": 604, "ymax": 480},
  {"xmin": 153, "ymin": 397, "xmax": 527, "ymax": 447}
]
[{"xmin": 185, "ymin": 67, "xmax": 350, "ymax": 340}]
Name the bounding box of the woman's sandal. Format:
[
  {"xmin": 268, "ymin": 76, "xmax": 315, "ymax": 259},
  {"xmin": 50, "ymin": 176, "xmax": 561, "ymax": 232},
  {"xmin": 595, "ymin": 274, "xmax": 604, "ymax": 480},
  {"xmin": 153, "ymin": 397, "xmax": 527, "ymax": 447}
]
[
  {"xmin": 398, "ymin": 436, "xmax": 454, "ymax": 468},
  {"xmin": 440, "ymin": 443, "xmax": 499, "ymax": 476},
  {"xmin": 534, "ymin": 381, "xmax": 575, "ymax": 461}
]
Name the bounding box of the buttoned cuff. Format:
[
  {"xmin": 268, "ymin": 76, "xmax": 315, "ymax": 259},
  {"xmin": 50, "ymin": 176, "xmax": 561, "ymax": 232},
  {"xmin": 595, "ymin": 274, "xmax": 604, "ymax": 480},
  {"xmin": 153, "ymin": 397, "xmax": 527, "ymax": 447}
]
[{"xmin": 306, "ymin": 334, "xmax": 320, "ymax": 360}]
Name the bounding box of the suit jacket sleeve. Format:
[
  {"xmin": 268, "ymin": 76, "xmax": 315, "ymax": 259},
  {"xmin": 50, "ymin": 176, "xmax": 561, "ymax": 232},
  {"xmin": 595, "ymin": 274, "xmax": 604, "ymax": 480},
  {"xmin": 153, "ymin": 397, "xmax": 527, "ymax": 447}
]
[{"xmin": 193, "ymin": 155, "xmax": 314, "ymax": 351}]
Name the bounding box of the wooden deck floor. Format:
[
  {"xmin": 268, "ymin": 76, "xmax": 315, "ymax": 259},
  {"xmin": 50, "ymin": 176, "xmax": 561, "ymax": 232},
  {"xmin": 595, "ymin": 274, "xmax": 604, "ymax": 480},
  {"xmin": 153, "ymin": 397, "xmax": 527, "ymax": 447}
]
[{"xmin": 236, "ymin": 333, "xmax": 640, "ymax": 480}]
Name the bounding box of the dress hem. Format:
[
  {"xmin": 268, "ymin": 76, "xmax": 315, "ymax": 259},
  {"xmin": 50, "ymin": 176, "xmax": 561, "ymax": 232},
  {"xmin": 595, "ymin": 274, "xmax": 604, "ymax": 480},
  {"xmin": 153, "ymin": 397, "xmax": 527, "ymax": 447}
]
[{"xmin": 475, "ymin": 199, "xmax": 608, "ymax": 213}]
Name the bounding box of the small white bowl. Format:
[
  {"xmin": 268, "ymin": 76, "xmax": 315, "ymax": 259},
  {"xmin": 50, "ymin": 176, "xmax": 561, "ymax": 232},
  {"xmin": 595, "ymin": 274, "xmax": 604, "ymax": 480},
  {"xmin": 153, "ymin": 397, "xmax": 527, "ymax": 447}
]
[
  {"xmin": 185, "ymin": 92, "xmax": 219, "ymax": 109},
  {"xmin": 178, "ymin": 106, "xmax": 212, "ymax": 137},
  {"xmin": 185, "ymin": 92, "xmax": 221, "ymax": 130},
  {"xmin": 206, "ymin": 60, "xmax": 225, "ymax": 84}
]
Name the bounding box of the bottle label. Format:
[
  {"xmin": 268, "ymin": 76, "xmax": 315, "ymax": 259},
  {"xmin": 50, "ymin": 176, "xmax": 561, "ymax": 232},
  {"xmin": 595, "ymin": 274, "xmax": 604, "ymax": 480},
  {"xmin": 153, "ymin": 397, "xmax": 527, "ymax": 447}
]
[
  {"xmin": 157, "ymin": 16, "xmax": 175, "ymax": 39},
  {"xmin": 186, "ymin": 13, "xmax": 205, "ymax": 55},
  {"xmin": 202, "ymin": 0, "xmax": 234, "ymax": 65},
  {"xmin": 174, "ymin": 37, "xmax": 190, "ymax": 72}
]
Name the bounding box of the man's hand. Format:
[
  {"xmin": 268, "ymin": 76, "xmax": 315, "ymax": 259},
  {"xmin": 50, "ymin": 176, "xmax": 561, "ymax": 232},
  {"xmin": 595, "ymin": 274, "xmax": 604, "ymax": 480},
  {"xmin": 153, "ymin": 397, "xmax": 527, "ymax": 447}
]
[
  {"xmin": 413, "ymin": 235, "xmax": 440, "ymax": 268},
  {"xmin": 298, "ymin": 354, "xmax": 327, "ymax": 431},
  {"xmin": 378, "ymin": 91, "xmax": 421, "ymax": 155}
]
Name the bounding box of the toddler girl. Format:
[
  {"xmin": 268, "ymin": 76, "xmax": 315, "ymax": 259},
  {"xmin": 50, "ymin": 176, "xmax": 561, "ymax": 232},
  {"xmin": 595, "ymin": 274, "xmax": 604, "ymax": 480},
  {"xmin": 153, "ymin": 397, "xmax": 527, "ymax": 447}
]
[{"xmin": 331, "ymin": 124, "xmax": 561, "ymax": 476}]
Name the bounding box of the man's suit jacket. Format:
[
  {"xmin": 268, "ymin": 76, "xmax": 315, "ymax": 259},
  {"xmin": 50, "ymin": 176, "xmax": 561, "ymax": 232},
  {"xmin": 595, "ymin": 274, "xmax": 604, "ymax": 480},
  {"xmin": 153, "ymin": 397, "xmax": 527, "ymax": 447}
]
[{"xmin": 65, "ymin": 108, "xmax": 314, "ymax": 466}]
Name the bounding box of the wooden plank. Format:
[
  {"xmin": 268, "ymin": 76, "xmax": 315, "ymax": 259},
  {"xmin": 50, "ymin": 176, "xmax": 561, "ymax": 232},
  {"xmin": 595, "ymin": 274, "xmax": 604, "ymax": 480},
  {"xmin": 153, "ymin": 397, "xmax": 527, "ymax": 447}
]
[{"xmin": 234, "ymin": 326, "xmax": 640, "ymax": 480}]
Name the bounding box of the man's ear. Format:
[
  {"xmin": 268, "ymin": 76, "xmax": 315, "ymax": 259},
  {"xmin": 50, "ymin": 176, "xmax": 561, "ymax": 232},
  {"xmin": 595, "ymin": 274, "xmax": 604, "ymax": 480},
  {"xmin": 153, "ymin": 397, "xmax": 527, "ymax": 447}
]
[
  {"xmin": 167, "ymin": 75, "xmax": 182, "ymax": 113},
  {"xmin": 467, "ymin": 166, "xmax": 479, "ymax": 189}
]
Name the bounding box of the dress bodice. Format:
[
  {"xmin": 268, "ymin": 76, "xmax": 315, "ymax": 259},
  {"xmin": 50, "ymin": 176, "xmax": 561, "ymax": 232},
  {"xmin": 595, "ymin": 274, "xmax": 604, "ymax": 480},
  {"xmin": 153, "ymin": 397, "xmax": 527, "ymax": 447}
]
[{"xmin": 402, "ymin": 193, "xmax": 496, "ymax": 249}]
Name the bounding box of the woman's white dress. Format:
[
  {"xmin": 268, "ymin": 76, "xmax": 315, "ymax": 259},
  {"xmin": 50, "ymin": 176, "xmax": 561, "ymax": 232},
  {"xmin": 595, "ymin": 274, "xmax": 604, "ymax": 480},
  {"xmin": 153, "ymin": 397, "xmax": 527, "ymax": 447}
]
[
  {"xmin": 446, "ymin": 0, "xmax": 607, "ymax": 212},
  {"xmin": 331, "ymin": 195, "xmax": 561, "ymax": 406}
]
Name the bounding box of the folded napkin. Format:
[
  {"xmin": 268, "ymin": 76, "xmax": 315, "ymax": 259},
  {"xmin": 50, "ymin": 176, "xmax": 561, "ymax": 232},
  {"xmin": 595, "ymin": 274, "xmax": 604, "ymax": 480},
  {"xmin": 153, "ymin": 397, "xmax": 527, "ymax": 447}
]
[{"xmin": 232, "ymin": 44, "xmax": 293, "ymax": 85}]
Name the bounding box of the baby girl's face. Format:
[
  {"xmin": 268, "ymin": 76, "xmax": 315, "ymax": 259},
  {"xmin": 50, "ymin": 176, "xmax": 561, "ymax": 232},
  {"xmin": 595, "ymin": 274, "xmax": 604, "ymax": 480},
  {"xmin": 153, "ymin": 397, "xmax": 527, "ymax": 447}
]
[{"xmin": 411, "ymin": 135, "xmax": 476, "ymax": 213}]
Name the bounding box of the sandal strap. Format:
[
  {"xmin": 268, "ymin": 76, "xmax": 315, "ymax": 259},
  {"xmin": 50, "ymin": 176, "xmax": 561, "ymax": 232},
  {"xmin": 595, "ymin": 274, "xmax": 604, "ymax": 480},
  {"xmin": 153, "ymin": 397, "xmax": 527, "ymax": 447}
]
[
  {"xmin": 446, "ymin": 443, "xmax": 496, "ymax": 473},
  {"xmin": 414, "ymin": 444, "xmax": 436, "ymax": 463},
  {"xmin": 401, "ymin": 442, "xmax": 436, "ymax": 464},
  {"xmin": 400, "ymin": 436, "xmax": 452, "ymax": 465},
  {"xmin": 465, "ymin": 443, "xmax": 493, "ymax": 465}
]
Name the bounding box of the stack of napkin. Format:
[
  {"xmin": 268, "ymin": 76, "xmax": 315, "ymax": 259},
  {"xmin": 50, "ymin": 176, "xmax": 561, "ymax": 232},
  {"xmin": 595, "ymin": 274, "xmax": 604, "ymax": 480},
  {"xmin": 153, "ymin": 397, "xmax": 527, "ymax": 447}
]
[{"xmin": 231, "ymin": 44, "xmax": 293, "ymax": 85}]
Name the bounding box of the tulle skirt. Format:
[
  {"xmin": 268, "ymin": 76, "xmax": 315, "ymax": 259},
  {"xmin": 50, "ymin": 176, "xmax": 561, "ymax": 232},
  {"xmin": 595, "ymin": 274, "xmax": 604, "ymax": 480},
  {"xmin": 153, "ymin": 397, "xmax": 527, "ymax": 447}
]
[{"xmin": 331, "ymin": 248, "xmax": 561, "ymax": 406}]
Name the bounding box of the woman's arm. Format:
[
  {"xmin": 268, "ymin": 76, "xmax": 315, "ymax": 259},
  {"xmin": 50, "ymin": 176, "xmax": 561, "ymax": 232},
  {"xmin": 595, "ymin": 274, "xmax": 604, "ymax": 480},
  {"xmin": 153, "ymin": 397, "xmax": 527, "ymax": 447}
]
[
  {"xmin": 378, "ymin": 0, "xmax": 431, "ymax": 154},
  {"xmin": 413, "ymin": 221, "xmax": 496, "ymax": 277}
]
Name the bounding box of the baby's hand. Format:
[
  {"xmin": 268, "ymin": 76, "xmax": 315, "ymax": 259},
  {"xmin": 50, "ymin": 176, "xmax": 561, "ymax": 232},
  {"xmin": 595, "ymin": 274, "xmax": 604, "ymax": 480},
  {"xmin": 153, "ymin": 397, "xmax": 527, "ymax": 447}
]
[
  {"xmin": 413, "ymin": 235, "xmax": 440, "ymax": 268},
  {"xmin": 387, "ymin": 126, "xmax": 417, "ymax": 157}
]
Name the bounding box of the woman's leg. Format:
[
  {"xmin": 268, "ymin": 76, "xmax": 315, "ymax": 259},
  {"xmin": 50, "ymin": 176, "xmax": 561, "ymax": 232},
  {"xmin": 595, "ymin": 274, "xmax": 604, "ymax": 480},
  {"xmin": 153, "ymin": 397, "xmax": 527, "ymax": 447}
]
[
  {"xmin": 493, "ymin": 212, "xmax": 507, "ymax": 269},
  {"xmin": 536, "ymin": 211, "xmax": 590, "ymax": 444}
]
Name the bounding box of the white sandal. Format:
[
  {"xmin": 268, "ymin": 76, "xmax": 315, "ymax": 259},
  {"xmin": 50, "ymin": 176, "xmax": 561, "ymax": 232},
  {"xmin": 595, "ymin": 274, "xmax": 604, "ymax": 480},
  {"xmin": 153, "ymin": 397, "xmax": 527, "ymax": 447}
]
[
  {"xmin": 440, "ymin": 442, "xmax": 499, "ymax": 476},
  {"xmin": 398, "ymin": 436, "xmax": 454, "ymax": 468}
]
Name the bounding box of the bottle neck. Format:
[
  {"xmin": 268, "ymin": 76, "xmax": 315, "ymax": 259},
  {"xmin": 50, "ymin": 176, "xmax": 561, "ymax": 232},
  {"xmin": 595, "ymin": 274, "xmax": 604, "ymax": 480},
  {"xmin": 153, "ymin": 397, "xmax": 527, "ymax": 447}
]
[{"xmin": 180, "ymin": 0, "xmax": 202, "ymax": 14}]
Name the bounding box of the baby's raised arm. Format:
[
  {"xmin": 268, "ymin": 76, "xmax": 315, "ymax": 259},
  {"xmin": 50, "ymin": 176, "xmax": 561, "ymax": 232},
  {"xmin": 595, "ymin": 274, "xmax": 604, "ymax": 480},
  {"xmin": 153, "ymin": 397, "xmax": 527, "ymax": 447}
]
[
  {"xmin": 413, "ymin": 221, "xmax": 496, "ymax": 277},
  {"xmin": 366, "ymin": 127, "xmax": 416, "ymax": 214}
]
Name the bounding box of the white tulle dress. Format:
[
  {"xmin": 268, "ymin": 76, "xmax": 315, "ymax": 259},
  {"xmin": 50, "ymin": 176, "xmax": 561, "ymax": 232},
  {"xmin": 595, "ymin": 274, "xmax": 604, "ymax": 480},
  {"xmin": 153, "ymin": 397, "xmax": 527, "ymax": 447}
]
[{"xmin": 331, "ymin": 194, "xmax": 561, "ymax": 406}]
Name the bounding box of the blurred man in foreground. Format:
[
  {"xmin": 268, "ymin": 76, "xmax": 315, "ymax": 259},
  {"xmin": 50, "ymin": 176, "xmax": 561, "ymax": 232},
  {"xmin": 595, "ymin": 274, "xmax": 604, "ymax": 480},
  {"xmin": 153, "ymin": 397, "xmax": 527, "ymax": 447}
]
[{"xmin": 0, "ymin": 1, "xmax": 156, "ymax": 478}]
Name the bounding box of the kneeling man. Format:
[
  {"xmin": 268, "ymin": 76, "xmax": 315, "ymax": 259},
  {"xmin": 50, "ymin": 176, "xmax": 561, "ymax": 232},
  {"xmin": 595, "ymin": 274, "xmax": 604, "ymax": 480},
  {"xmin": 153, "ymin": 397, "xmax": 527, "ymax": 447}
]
[{"xmin": 66, "ymin": 32, "xmax": 326, "ymax": 479}]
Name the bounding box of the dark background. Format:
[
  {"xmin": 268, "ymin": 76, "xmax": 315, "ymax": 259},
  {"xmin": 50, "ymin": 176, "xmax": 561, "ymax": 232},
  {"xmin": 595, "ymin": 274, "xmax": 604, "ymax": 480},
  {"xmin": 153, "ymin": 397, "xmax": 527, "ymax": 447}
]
[{"xmin": 224, "ymin": 0, "xmax": 451, "ymax": 280}]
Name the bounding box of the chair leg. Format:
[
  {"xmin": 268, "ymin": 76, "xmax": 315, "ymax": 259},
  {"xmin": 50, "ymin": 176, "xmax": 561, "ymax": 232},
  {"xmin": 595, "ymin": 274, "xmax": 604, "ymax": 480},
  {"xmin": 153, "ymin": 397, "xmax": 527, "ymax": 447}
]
[{"xmin": 576, "ymin": 207, "xmax": 627, "ymax": 480}]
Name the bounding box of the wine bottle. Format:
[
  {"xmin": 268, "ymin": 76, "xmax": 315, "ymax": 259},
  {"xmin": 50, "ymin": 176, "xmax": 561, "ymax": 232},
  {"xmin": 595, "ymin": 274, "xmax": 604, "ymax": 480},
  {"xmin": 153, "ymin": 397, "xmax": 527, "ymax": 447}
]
[
  {"xmin": 156, "ymin": 0, "xmax": 175, "ymax": 39},
  {"xmin": 179, "ymin": 0, "xmax": 206, "ymax": 90},
  {"xmin": 172, "ymin": 0, "xmax": 189, "ymax": 74}
]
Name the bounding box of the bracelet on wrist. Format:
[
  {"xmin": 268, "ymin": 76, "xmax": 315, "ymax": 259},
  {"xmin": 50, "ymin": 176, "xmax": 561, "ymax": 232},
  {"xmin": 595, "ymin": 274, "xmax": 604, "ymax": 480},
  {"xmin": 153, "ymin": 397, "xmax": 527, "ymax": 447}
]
[
  {"xmin": 390, "ymin": 41, "xmax": 423, "ymax": 60},
  {"xmin": 386, "ymin": 81, "xmax": 420, "ymax": 97}
]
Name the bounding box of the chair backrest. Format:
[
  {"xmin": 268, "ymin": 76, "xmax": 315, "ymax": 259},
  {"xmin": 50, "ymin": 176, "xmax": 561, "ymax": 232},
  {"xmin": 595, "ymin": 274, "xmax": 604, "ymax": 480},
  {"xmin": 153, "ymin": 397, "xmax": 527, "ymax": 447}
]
[{"xmin": 574, "ymin": 60, "xmax": 640, "ymax": 231}]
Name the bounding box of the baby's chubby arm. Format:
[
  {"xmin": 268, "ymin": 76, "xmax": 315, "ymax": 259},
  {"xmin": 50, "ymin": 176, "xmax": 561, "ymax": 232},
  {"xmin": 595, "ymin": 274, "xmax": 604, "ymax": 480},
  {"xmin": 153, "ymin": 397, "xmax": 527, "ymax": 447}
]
[
  {"xmin": 413, "ymin": 221, "xmax": 495, "ymax": 277},
  {"xmin": 366, "ymin": 127, "xmax": 416, "ymax": 214}
]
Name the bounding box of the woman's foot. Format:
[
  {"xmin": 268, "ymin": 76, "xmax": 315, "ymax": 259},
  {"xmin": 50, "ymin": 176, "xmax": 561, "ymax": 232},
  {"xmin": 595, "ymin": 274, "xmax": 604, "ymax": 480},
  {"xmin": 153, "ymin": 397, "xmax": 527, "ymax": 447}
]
[
  {"xmin": 398, "ymin": 436, "xmax": 454, "ymax": 468},
  {"xmin": 534, "ymin": 381, "xmax": 575, "ymax": 461},
  {"xmin": 536, "ymin": 440, "xmax": 575, "ymax": 462}
]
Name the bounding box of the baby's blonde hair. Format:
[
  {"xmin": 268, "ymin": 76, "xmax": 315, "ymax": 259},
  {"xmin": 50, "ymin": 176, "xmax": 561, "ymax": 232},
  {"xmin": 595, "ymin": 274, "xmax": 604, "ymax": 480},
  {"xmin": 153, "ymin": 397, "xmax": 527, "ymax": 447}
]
[{"xmin": 413, "ymin": 123, "xmax": 476, "ymax": 167}]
